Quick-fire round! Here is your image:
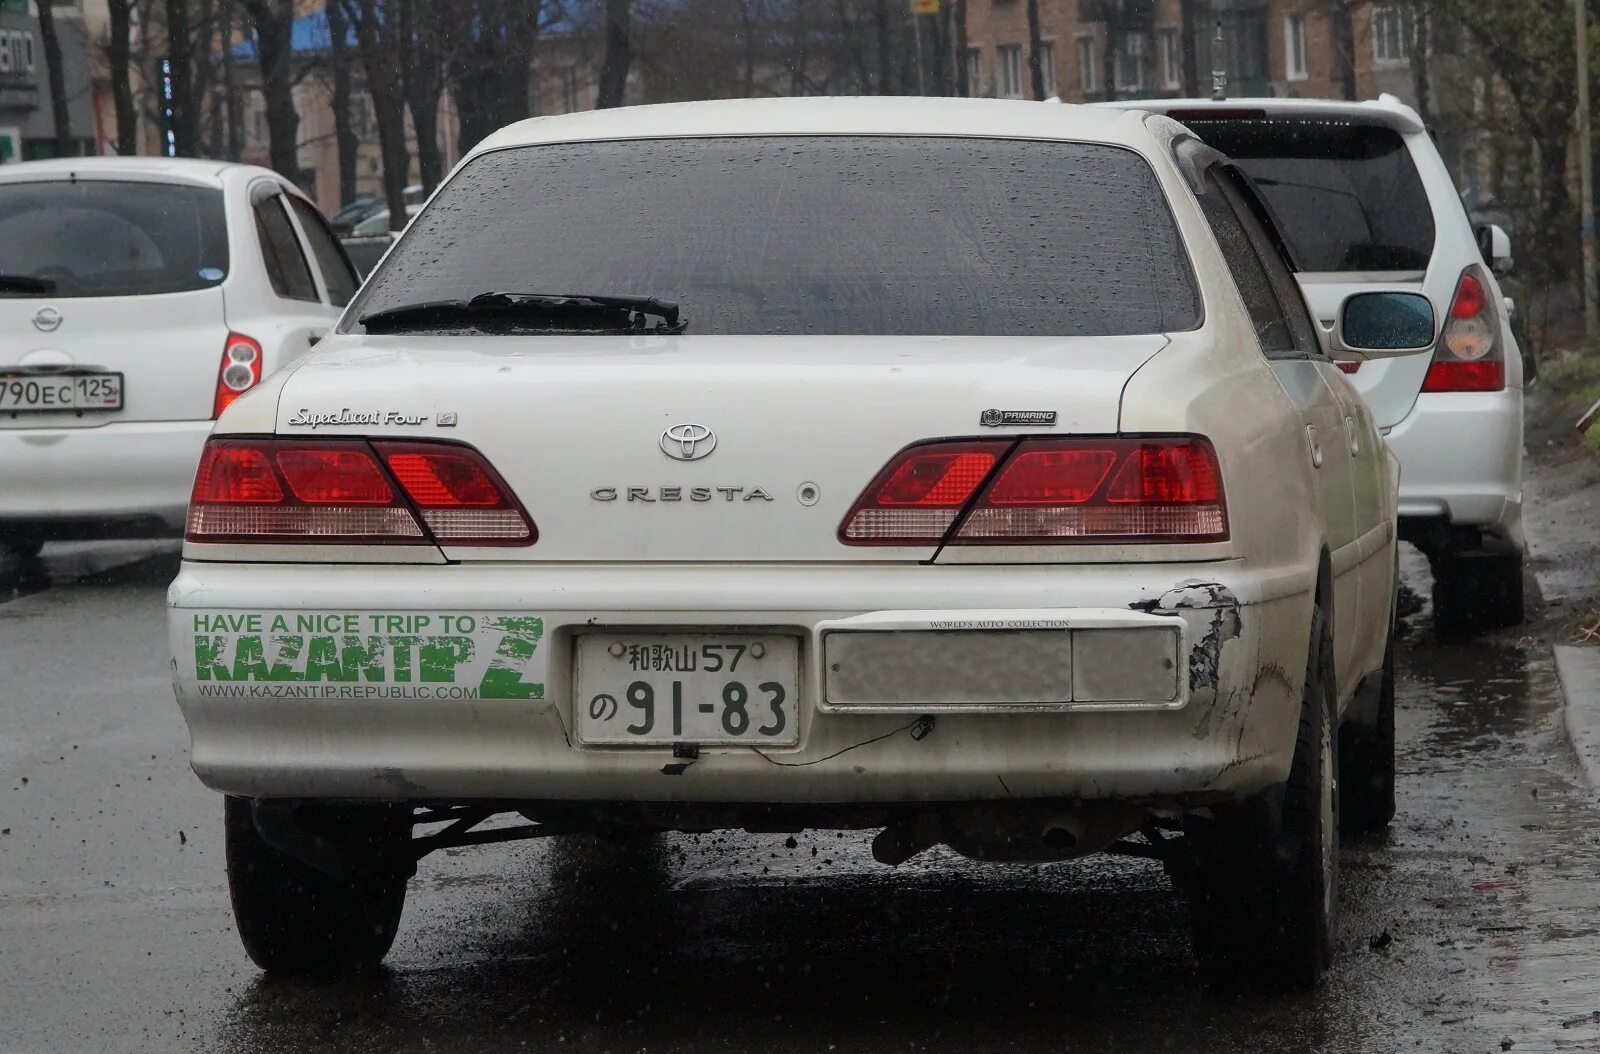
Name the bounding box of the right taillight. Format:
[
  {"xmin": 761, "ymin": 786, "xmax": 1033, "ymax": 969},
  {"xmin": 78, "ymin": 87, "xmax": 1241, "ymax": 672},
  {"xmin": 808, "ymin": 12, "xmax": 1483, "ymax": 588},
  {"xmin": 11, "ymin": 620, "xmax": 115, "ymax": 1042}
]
[
  {"xmin": 186, "ymin": 437, "xmax": 535, "ymax": 546},
  {"xmin": 839, "ymin": 436, "xmax": 1227, "ymax": 545},
  {"xmin": 1423, "ymin": 267, "xmax": 1504, "ymax": 392},
  {"xmin": 212, "ymin": 333, "xmax": 262, "ymax": 419}
]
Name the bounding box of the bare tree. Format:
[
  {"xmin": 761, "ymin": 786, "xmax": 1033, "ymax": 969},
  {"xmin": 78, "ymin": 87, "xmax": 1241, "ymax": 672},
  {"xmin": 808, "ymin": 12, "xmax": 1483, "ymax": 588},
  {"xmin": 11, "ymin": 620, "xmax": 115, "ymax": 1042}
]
[
  {"xmin": 346, "ymin": 0, "xmax": 411, "ymax": 229},
  {"xmin": 106, "ymin": 0, "xmax": 138, "ymax": 153},
  {"xmin": 1024, "ymin": 0, "xmax": 1044, "ymax": 99},
  {"xmin": 165, "ymin": 0, "xmax": 198, "ymax": 154},
  {"xmin": 325, "ymin": 0, "xmax": 358, "ymax": 203},
  {"xmin": 35, "ymin": 0, "xmax": 74, "ymax": 155},
  {"xmin": 240, "ymin": 0, "xmax": 300, "ymax": 178},
  {"xmin": 401, "ymin": 0, "xmax": 446, "ymax": 192},
  {"xmin": 597, "ymin": 0, "xmax": 634, "ymax": 107},
  {"xmin": 954, "ymin": 0, "xmax": 968, "ymax": 96},
  {"xmin": 449, "ymin": 0, "xmax": 540, "ymax": 154}
]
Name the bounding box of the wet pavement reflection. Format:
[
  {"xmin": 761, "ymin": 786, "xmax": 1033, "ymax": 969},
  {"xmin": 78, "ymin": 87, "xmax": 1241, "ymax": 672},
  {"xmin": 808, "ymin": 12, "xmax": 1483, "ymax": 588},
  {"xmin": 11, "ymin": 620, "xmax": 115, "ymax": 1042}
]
[{"xmin": 5, "ymin": 545, "xmax": 1600, "ymax": 1052}]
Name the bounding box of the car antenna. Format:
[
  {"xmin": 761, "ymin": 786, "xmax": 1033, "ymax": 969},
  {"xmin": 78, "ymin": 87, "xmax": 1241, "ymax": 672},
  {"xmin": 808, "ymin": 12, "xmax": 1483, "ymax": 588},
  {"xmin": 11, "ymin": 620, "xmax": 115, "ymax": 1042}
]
[{"xmin": 1210, "ymin": 12, "xmax": 1228, "ymax": 101}]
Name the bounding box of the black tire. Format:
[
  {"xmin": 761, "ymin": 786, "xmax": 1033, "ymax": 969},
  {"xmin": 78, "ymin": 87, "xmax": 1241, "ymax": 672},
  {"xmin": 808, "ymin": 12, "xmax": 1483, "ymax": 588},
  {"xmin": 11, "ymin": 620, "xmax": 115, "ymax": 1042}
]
[
  {"xmin": 1340, "ymin": 623, "xmax": 1396, "ymax": 834},
  {"xmin": 225, "ymin": 796, "xmax": 411, "ymax": 976},
  {"xmin": 1189, "ymin": 602, "xmax": 1338, "ymax": 991},
  {"xmin": 1430, "ymin": 549, "xmax": 1524, "ymax": 637}
]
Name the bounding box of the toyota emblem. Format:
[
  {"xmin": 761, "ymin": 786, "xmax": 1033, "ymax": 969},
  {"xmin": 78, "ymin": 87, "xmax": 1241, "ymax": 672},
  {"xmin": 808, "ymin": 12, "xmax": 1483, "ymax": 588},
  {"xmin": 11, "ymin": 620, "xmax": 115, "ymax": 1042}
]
[
  {"xmin": 660, "ymin": 423, "xmax": 717, "ymax": 461},
  {"xmin": 32, "ymin": 307, "xmax": 62, "ymax": 333}
]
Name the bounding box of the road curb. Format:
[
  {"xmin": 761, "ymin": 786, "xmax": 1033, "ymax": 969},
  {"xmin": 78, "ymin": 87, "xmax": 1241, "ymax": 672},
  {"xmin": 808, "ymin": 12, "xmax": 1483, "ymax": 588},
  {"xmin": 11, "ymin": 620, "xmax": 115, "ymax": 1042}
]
[{"xmin": 1555, "ymin": 645, "xmax": 1600, "ymax": 788}]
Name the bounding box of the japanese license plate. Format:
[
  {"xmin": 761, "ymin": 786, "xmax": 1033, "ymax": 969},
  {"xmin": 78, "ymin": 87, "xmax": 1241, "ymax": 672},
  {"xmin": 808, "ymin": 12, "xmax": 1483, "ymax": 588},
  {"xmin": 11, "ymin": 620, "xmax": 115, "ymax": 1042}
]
[
  {"xmin": 0, "ymin": 372, "xmax": 124, "ymax": 413},
  {"xmin": 575, "ymin": 633, "xmax": 801, "ymax": 746}
]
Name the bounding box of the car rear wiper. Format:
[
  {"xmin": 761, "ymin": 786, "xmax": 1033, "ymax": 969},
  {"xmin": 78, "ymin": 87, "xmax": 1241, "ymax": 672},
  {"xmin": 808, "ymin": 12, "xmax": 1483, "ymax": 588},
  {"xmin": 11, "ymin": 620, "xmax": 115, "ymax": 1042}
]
[
  {"xmin": 358, "ymin": 292, "xmax": 687, "ymax": 334},
  {"xmin": 0, "ymin": 274, "xmax": 56, "ymax": 294}
]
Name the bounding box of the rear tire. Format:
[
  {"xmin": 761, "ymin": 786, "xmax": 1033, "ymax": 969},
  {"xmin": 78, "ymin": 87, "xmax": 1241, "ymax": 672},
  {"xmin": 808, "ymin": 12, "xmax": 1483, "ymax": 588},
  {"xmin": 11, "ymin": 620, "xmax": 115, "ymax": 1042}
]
[
  {"xmin": 1431, "ymin": 549, "xmax": 1524, "ymax": 636},
  {"xmin": 225, "ymin": 797, "xmax": 411, "ymax": 976},
  {"xmin": 1189, "ymin": 602, "xmax": 1338, "ymax": 991},
  {"xmin": 1340, "ymin": 623, "xmax": 1396, "ymax": 834}
]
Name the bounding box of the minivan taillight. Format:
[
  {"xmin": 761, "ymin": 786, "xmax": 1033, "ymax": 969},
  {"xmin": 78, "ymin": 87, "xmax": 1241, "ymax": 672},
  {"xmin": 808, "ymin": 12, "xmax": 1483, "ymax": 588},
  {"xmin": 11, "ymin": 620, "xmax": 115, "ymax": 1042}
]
[
  {"xmin": 186, "ymin": 437, "xmax": 535, "ymax": 546},
  {"xmin": 1423, "ymin": 267, "xmax": 1505, "ymax": 392},
  {"xmin": 212, "ymin": 333, "xmax": 263, "ymax": 418},
  {"xmin": 839, "ymin": 437, "xmax": 1227, "ymax": 545}
]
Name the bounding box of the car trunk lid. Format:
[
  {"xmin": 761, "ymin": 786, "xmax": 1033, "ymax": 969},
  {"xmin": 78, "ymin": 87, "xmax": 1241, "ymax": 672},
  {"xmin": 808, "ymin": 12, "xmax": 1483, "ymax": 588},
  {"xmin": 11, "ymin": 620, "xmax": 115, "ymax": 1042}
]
[{"xmin": 272, "ymin": 334, "xmax": 1171, "ymax": 562}]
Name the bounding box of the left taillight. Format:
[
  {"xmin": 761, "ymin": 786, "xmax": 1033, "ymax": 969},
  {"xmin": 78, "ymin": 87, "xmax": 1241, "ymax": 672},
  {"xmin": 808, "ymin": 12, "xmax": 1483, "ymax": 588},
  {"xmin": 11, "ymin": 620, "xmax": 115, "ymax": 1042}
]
[
  {"xmin": 839, "ymin": 436, "xmax": 1227, "ymax": 545},
  {"xmin": 186, "ymin": 437, "xmax": 536, "ymax": 546},
  {"xmin": 212, "ymin": 333, "xmax": 262, "ymax": 419},
  {"xmin": 1422, "ymin": 267, "xmax": 1505, "ymax": 392}
]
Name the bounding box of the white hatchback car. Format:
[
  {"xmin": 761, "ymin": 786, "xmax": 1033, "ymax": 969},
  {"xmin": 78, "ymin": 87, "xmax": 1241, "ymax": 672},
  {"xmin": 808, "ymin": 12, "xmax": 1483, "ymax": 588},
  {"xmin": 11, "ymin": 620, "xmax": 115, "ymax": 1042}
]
[
  {"xmin": 168, "ymin": 99, "xmax": 1412, "ymax": 987},
  {"xmin": 0, "ymin": 157, "xmax": 357, "ymax": 556},
  {"xmin": 1100, "ymin": 97, "xmax": 1525, "ymax": 635}
]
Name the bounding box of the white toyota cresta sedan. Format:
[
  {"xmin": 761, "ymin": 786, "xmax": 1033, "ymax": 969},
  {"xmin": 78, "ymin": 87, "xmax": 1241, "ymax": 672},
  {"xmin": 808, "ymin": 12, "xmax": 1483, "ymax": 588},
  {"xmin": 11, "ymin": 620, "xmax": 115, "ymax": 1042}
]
[
  {"xmin": 167, "ymin": 99, "xmax": 1416, "ymax": 988},
  {"xmin": 0, "ymin": 157, "xmax": 356, "ymax": 557},
  {"xmin": 1101, "ymin": 96, "xmax": 1525, "ymax": 636}
]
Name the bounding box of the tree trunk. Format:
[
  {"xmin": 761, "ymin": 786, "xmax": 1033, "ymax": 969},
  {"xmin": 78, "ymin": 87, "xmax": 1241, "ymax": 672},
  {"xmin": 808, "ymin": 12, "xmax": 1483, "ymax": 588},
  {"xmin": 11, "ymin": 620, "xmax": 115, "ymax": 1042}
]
[
  {"xmin": 1332, "ymin": 1, "xmax": 1357, "ymax": 101},
  {"xmin": 874, "ymin": 0, "xmax": 891, "ymax": 93},
  {"xmin": 1024, "ymin": 0, "xmax": 1044, "ymax": 99},
  {"xmin": 399, "ymin": 0, "xmax": 444, "ymax": 193},
  {"xmin": 164, "ymin": 0, "xmax": 196, "ymax": 154},
  {"xmin": 449, "ymin": 0, "xmax": 538, "ymax": 155},
  {"xmin": 107, "ymin": 0, "xmax": 137, "ymax": 154},
  {"xmin": 1179, "ymin": 0, "xmax": 1200, "ymax": 97},
  {"xmin": 326, "ymin": 0, "xmax": 357, "ymax": 203},
  {"xmin": 35, "ymin": 0, "xmax": 74, "ymax": 156},
  {"xmin": 241, "ymin": 0, "xmax": 300, "ymax": 179},
  {"xmin": 1409, "ymin": 6, "xmax": 1431, "ymax": 127},
  {"xmin": 596, "ymin": 0, "xmax": 633, "ymax": 108},
  {"xmin": 1102, "ymin": 24, "xmax": 1117, "ymax": 102},
  {"xmin": 348, "ymin": 0, "xmax": 411, "ymax": 229},
  {"xmin": 954, "ymin": 0, "xmax": 968, "ymax": 96}
]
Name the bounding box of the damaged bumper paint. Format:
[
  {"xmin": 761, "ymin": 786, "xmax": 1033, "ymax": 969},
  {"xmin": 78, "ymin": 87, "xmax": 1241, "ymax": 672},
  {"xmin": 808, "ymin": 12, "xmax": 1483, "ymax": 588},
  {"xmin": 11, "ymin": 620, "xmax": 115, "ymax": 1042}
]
[{"xmin": 168, "ymin": 559, "xmax": 1315, "ymax": 804}]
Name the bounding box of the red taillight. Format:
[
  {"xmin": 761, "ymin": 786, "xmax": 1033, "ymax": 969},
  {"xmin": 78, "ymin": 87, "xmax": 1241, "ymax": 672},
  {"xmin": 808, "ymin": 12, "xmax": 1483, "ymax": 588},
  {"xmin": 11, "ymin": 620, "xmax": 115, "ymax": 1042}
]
[
  {"xmin": 839, "ymin": 437, "xmax": 1227, "ymax": 545},
  {"xmin": 1337, "ymin": 361, "xmax": 1361, "ymax": 374},
  {"xmin": 186, "ymin": 438, "xmax": 535, "ymax": 546},
  {"xmin": 212, "ymin": 334, "xmax": 262, "ymax": 419},
  {"xmin": 374, "ymin": 442, "xmax": 536, "ymax": 543},
  {"xmin": 1427, "ymin": 267, "xmax": 1504, "ymax": 392}
]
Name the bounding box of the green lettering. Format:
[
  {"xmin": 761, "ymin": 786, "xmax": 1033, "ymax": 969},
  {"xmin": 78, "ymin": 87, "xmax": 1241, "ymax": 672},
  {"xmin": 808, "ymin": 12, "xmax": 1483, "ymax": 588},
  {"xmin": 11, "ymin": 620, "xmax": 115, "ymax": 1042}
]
[
  {"xmin": 339, "ymin": 636, "xmax": 388, "ymax": 682},
  {"xmin": 267, "ymin": 635, "xmax": 306, "ymax": 681},
  {"xmin": 477, "ymin": 617, "xmax": 545, "ymax": 700},
  {"xmin": 419, "ymin": 636, "xmax": 474, "ymax": 682},
  {"xmin": 303, "ymin": 636, "xmax": 354, "ymax": 682},
  {"xmin": 230, "ymin": 635, "xmax": 271, "ymax": 681},
  {"xmin": 194, "ymin": 635, "xmax": 230, "ymax": 681}
]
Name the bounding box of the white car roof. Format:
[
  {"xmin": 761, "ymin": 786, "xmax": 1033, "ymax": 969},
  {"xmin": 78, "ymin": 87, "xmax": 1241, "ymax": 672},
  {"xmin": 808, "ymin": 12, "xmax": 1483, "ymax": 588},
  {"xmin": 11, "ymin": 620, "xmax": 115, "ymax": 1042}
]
[
  {"xmin": 0, "ymin": 155, "xmax": 280, "ymax": 188},
  {"xmin": 471, "ymin": 97, "xmax": 1156, "ymax": 157},
  {"xmin": 1096, "ymin": 94, "xmax": 1427, "ymax": 136}
]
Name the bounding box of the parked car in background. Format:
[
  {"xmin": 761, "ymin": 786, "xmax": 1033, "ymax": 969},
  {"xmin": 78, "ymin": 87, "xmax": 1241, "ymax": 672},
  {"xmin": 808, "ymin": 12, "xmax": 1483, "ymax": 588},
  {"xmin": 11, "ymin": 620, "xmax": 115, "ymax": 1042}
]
[
  {"xmin": 170, "ymin": 98, "xmax": 1408, "ymax": 990},
  {"xmin": 339, "ymin": 205, "xmax": 423, "ymax": 277},
  {"xmin": 0, "ymin": 157, "xmax": 359, "ymax": 557},
  {"xmin": 1102, "ymin": 95, "xmax": 1525, "ymax": 636},
  {"xmin": 328, "ymin": 185, "xmax": 426, "ymax": 237}
]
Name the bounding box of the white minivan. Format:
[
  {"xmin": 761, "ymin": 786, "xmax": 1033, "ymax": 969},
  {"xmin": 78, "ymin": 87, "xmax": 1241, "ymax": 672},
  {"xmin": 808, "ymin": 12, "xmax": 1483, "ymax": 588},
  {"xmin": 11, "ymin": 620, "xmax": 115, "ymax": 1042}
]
[{"xmin": 0, "ymin": 157, "xmax": 358, "ymax": 556}]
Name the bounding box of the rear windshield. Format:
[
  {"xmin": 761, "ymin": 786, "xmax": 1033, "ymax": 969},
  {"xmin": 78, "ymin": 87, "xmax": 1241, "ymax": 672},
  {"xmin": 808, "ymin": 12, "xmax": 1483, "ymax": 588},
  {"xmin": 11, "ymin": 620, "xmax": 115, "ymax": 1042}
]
[
  {"xmin": 0, "ymin": 179, "xmax": 230, "ymax": 298},
  {"xmin": 348, "ymin": 136, "xmax": 1201, "ymax": 336},
  {"xmin": 1186, "ymin": 119, "xmax": 1435, "ymax": 273}
]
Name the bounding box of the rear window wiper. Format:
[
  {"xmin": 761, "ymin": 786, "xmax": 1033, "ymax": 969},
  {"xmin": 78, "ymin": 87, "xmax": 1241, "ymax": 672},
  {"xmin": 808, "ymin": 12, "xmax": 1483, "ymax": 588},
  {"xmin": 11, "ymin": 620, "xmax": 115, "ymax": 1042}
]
[
  {"xmin": 0, "ymin": 274, "xmax": 56, "ymax": 294},
  {"xmin": 357, "ymin": 291, "xmax": 686, "ymax": 334}
]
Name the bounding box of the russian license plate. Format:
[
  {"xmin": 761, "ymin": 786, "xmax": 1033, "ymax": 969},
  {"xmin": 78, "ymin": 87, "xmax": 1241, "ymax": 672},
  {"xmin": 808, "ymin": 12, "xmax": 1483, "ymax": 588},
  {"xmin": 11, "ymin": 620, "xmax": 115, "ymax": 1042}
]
[
  {"xmin": 0, "ymin": 372, "xmax": 124, "ymax": 413},
  {"xmin": 575, "ymin": 633, "xmax": 801, "ymax": 746}
]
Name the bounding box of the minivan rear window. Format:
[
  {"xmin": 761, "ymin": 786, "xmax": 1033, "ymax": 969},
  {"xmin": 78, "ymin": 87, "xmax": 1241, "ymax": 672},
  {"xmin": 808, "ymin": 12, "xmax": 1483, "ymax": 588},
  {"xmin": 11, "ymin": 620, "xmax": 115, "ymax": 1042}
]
[
  {"xmin": 1186, "ymin": 119, "xmax": 1435, "ymax": 273},
  {"xmin": 0, "ymin": 179, "xmax": 229, "ymax": 298},
  {"xmin": 348, "ymin": 136, "xmax": 1201, "ymax": 336}
]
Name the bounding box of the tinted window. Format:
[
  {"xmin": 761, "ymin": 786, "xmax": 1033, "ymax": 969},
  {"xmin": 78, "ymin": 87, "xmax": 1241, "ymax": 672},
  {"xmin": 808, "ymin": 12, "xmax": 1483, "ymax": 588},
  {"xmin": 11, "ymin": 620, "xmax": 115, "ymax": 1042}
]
[
  {"xmin": 349, "ymin": 136, "xmax": 1202, "ymax": 336},
  {"xmin": 254, "ymin": 196, "xmax": 318, "ymax": 302},
  {"xmin": 1197, "ymin": 171, "xmax": 1294, "ymax": 353},
  {"xmin": 1213, "ymin": 168, "xmax": 1322, "ymax": 357},
  {"xmin": 287, "ymin": 195, "xmax": 360, "ymax": 307},
  {"xmin": 1187, "ymin": 119, "xmax": 1434, "ymax": 272},
  {"xmin": 0, "ymin": 180, "xmax": 229, "ymax": 298}
]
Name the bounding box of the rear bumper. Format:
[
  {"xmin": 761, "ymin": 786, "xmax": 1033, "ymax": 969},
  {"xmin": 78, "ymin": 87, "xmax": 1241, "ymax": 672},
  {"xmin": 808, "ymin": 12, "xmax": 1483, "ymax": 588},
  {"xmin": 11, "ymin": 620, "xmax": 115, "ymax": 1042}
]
[
  {"xmin": 1385, "ymin": 388, "xmax": 1524, "ymax": 550},
  {"xmin": 168, "ymin": 560, "xmax": 1315, "ymax": 807},
  {"xmin": 0, "ymin": 419, "xmax": 210, "ymax": 533}
]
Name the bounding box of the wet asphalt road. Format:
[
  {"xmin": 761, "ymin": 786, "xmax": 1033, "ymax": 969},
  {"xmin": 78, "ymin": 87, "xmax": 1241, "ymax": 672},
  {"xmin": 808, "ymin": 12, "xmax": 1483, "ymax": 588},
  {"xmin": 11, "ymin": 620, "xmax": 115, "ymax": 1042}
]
[{"xmin": 5, "ymin": 454, "xmax": 1600, "ymax": 1051}]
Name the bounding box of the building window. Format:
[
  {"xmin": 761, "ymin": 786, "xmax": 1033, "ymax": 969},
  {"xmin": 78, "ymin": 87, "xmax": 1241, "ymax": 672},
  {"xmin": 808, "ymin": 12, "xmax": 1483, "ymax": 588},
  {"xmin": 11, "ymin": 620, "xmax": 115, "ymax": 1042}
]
[
  {"xmin": 965, "ymin": 46, "xmax": 982, "ymax": 96},
  {"xmin": 1039, "ymin": 40, "xmax": 1057, "ymax": 97},
  {"xmin": 1113, "ymin": 33, "xmax": 1149, "ymax": 92},
  {"xmin": 1157, "ymin": 27, "xmax": 1181, "ymax": 90},
  {"xmin": 1373, "ymin": 4, "xmax": 1415, "ymax": 64},
  {"xmin": 1077, "ymin": 36, "xmax": 1097, "ymax": 95},
  {"xmin": 997, "ymin": 43, "xmax": 1022, "ymax": 98},
  {"xmin": 1284, "ymin": 14, "xmax": 1307, "ymax": 81}
]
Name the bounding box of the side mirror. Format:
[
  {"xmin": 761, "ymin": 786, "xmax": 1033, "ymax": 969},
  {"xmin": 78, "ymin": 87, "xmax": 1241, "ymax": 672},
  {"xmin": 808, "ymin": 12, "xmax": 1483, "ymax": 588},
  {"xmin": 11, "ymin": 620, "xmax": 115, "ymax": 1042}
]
[
  {"xmin": 1333, "ymin": 290, "xmax": 1436, "ymax": 358},
  {"xmin": 1475, "ymin": 223, "xmax": 1513, "ymax": 276}
]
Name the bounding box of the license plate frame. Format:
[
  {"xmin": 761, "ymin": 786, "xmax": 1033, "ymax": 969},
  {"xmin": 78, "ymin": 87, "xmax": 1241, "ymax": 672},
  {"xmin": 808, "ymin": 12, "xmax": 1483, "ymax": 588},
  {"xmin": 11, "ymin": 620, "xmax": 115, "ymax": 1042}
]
[
  {"xmin": 0, "ymin": 371, "xmax": 125, "ymax": 414},
  {"xmin": 574, "ymin": 632, "xmax": 802, "ymax": 747}
]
